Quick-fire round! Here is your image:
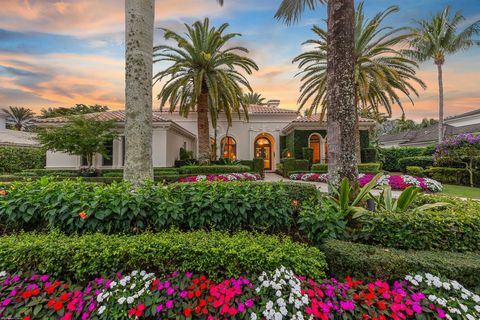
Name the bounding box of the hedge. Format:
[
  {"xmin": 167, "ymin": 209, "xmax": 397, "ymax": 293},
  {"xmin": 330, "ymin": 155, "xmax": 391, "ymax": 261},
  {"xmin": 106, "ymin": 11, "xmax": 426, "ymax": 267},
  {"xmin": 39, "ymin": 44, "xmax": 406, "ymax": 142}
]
[
  {"xmin": 280, "ymin": 159, "xmax": 310, "ymax": 176},
  {"xmin": 311, "ymin": 163, "xmax": 328, "ymax": 173},
  {"xmin": 406, "ymin": 166, "xmax": 424, "ymax": 177},
  {"xmin": 361, "ymin": 148, "xmax": 378, "ymax": 163},
  {"xmin": 397, "ymin": 156, "xmax": 434, "ymax": 172},
  {"xmin": 379, "ymin": 147, "xmax": 426, "ymax": 172},
  {"xmin": 0, "ymin": 231, "xmax": 327, "ymax": 282},
  {"xmin": 322, "ymin": 239, "xmax": 480, "ymax": 290},
  {"xmin": 353, "ymin": 199, "xmax": 480, "ymax": 252},
  {"xmin": 311, "ymin": 163, "xmax": 381, "ymax": 173},
  {"xmin": 239, "ymin": 158, "xmax": 264, "ymax": 176},
  {"xmin": 0, "ymin": 146, "xmax": 45, "ymax": 174},
  {"xmin": 0, "ymin": 180, "xmax": 308, "ymax": 234},
  {"xmin": 424, "ymin": 167, "xmax": 480, "ymax": 187},
  {"xmin": 178, "ymin": 165, "xmax": 250, "ymax": 175}
]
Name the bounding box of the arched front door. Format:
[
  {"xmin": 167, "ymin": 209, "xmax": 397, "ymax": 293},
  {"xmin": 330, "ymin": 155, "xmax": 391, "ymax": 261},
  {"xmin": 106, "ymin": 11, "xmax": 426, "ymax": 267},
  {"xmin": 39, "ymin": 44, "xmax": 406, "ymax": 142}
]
[{"xmin": 254, "ymin": 136, "xmax": 272, "ymax": 170}]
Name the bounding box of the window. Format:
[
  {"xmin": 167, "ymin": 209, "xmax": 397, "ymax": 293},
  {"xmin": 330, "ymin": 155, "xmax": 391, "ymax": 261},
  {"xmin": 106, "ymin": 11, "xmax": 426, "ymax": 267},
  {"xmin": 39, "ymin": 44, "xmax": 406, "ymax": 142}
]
[
  {"xmin": 309, "ymin": 134, "xmax": 321, "ymax": 164},
  {"xmin": 102, "ymin": 139, "xmax": 114, "ymax": 166},
  {"xmin": 221, "ymin": 136, "xmax": 236, "ymax": 160}
]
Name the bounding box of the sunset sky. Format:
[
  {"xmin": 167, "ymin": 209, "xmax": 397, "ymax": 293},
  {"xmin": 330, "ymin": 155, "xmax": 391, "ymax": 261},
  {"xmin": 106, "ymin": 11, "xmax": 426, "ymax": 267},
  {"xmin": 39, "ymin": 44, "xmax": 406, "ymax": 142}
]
[{"xmin": 0, "ymin": 0, "xmax": 479, "ymax": 120}]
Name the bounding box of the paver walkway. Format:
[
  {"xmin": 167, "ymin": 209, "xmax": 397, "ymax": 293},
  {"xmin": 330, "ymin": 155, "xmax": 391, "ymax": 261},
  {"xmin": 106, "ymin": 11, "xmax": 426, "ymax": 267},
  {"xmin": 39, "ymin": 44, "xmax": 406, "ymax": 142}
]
[{"xmin": 264, "ymin": 172, "xmax": 403, "ymax": 198}]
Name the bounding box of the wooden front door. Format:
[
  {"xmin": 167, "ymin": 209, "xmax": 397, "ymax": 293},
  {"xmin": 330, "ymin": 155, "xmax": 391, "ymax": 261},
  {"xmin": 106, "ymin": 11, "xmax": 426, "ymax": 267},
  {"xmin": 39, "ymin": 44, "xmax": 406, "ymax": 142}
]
[{"xmin": 255, "ymin": 137, "xmax": 272, "ymax": 170}]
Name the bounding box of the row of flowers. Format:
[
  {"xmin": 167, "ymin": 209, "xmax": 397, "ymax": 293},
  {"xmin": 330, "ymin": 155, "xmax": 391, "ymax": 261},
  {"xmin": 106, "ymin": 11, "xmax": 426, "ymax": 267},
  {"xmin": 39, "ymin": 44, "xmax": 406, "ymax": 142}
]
[
  {"xmin": 289, "ymin": 173, "xmax": 443, "ymax": 192},
  {"xmin": 178, "ymin": 172, "xmax": 261, "ymax": 183},
  {"xmin": 1, "ymin": 268, "xmax": 478, "ymax": 319}
]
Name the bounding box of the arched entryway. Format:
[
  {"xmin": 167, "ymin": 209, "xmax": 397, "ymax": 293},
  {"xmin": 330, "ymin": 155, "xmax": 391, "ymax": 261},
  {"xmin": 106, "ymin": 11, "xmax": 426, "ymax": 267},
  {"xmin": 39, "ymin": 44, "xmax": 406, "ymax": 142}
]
[
  {"xmin": 221, "ymin": 136, "xmax": 237, "ymax": 160},
  {"xmin": 309, "ymin": 133, "xmax": 328, "ymax": 164},
  {"xmin": 254, "ymin": 134, "xmax": 274, "ymax": 170}
]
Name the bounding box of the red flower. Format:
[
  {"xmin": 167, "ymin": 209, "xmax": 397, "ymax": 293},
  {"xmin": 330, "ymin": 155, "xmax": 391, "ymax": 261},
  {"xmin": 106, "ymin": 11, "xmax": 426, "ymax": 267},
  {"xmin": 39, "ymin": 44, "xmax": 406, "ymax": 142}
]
[
  {"xmin": 45, "ymin": 285, "xmax": 55, "ymax": 295},
  {"xmin": 128, "ymin": 308, "xmax": 136, "ymax": 317},
  {"xmin": 184, "ymin": 308, "xmax": 192, "ymax": 317},
  {"xmin": 378, "ymin": 301, "xmax": 387, "ymax": 310},
  {"xmin": 79, "ymin": 211, "xmax": 88, "ymax": 220},
  {"xmin": 60, "ymin": 293, "xmax": 70, "ymax": 301},
  {"xmin": 54, "ymin": 301, "xmax": 63, "ymax": 311},
  {"xmin": 48, "ymin": 299, "xmax": 55, "ymax": 307},
  {"xmin": 22, "ymin": 317, "xmax": 31, "ymax": 320}
]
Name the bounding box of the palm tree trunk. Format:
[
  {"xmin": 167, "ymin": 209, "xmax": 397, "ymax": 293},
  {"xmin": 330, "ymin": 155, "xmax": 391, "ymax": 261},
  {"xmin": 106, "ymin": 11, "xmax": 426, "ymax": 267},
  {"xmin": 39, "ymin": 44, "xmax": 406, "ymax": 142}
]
[
  {"xmin": 124, "ymin": 0, "xmax": 154, "ymax": 184},
  {"xmin": 197, "ymin": 90, "xmax": 210, "ymax": 163},
  {"xmin": 326, "ymin": 0, "xmax": 357, "ymax": 189},
  {"xmin": 437, "ymin": 63, "xmax": 444, "ymax": 143}
]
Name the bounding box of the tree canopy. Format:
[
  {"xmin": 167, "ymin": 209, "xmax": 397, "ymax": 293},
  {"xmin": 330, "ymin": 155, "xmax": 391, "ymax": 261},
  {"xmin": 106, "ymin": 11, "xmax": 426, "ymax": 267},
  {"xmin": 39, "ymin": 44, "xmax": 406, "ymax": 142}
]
[{"xmin": 40, "ymin": 104, "xmax": 109, "ymax": 118}]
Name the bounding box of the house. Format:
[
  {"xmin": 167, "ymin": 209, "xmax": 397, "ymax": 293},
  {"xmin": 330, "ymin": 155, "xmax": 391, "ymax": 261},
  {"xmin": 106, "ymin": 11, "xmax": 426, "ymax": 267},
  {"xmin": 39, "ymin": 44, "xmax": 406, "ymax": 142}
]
[
  {"xmin": 37, "ymin": 100, "xmax": 375, "ymax": 170},
  {"xmin": 378, "ymin": 108, "xmax": 480, "ymax": 148},
  {"xmin": 0, "ymin": 110, "xmax": 39, "ymax": 147}
]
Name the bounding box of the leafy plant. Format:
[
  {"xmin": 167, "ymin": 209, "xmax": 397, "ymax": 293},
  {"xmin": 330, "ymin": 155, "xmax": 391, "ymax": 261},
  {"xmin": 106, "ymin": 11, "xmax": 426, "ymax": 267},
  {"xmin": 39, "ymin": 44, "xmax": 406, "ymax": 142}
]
[
  {"xmin": 0, "ymin": 146, "xmax": 45, "ymax": 174},
  {"xmin": 372, "ymin": 186, "xmax": 450, "ymax": 212}
]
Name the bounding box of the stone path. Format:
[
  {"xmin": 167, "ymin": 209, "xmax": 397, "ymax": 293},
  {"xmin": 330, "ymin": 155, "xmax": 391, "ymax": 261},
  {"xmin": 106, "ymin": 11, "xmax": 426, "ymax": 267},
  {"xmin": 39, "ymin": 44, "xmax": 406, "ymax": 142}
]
[{"xmin": 264, "ymin": 172, "xmax": 403, "ymax": 198}]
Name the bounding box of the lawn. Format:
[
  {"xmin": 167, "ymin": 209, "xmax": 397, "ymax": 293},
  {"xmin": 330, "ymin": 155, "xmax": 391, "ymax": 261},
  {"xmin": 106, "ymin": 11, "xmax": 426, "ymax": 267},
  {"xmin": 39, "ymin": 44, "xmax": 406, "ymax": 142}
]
[{"xmin": 440, "ymin": 184, "xmax": 480, "ymax": 199}]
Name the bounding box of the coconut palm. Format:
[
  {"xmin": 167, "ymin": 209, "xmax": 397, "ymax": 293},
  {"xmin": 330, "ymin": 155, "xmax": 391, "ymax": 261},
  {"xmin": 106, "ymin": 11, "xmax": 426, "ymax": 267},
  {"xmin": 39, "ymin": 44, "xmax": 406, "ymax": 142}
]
[
  {"xmin": 294, "ymin": 3, "xmax": 426, "ymax": 120},
  {"xmin": 2, "ymin": 106, "xmax": 35, "ymax": 131},
  {"xmin": 276, "ymin": 0, "xmax": 357, "ymax": 187},
  {"xmin": 154, "ymin": 18, "xmax": 258, "ymax": 162},
  {"xmin": 243, "ymin": 92, "xmax": 266, "ymax": 105},
  {"xmin": 124, "ymin": 0, "xmax": 155, "ymax": 184},
  {"xmin": 406, "ymin": 7, "xmax": 480, "ymax": 143}
]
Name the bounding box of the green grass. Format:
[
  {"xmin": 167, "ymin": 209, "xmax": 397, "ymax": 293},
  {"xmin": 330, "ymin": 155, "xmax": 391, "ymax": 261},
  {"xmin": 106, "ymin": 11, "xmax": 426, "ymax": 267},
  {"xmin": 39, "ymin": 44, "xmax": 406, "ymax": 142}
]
[{"xmin": 440, "ymin": 184, "xmax": 480, "ymax": 199}]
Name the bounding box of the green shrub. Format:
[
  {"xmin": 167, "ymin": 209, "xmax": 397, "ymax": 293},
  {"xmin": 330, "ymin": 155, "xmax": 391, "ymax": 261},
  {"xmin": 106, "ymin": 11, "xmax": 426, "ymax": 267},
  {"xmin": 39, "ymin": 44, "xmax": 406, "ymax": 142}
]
[
  {"xmin": 353, "ymin": 200, "xmax": 480, "ymax": 252},
  {"xmin": 265, "ymin": 181, "xmax": 320, "ymax": 204},
  {"xmin": 424, "ymin": 167, "xmax": 480, "ymax": 187},
  {"xmin": 398, "ymin": 156, "xmax": 434, "ymax": 172},
  {"xmin": 101, "ymin": 171, "xmax": 123, "ymax": 177},
  {"xmin": 302, "ymin": 148, "xmax": 313, "ymax": 168},
  {"xmin": 16, "ymin": 169, "xmax": 79, "ymax": 176},
  {"xmin": 361, "ymin": 148, "xmax": 378, "ymax": 163},
  {"xmin": 358, "ymin": 163, "xmax": 381, "ymax": 173},
  {"xmin": 281, "ymin": 159, "xmax": 310, "ymax": 176},
  {"xmin": 179, "ymin": 165, "xmax": 250, "ymax": 175},
  {"xmin": 406, "ymin": 166, "xmax": 424, "ymax": 177},
  {"xmin": 322, "ymin": 239, "xmax": 480, "ymax": 290},
  {"xmin": 0, "ymin": 146, "xmax": 45, "ymax": 174},
  {"xmin": 0, "ymin": 179, "xmax": 294, "ymax": 234},
  {"xmin": 0, "ymin": 231, "xmax": 327, "ymax": 282},
  {"xmin": 311, "ymin": 163, "xmax": 328, "ymax": 173},
  {"xmin": 379, "ymin": 147, "xmax": 426, "ymax": 172},
  {"xmin": 239, "ymin": 159, "xmax": 264, "ymax": 176}
]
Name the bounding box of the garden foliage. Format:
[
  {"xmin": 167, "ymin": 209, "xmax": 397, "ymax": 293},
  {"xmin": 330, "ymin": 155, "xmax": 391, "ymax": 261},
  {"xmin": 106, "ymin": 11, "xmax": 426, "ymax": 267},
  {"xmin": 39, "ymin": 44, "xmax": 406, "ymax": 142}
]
[{"xmin": 0, "ymin": 146, "xmax": 45, "ymax": 174}]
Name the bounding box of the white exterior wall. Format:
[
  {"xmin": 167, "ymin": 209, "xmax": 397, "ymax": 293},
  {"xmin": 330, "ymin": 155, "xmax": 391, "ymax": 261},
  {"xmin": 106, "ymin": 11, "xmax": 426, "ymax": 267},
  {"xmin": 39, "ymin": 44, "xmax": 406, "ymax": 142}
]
[
  {"xmin": 166, "ymin": 130, "xmax": 195, "ymax": 166},
  {"xmin": 445, "ymin": 114, "xmax": 480, "ymax": 127},
  {"xmin": 46, "ymin": 151, "xmax": 80, "ymax": 169},
  {"xmin": 0, "ymin": 116, "xmax": 5, "ymax": 130}
]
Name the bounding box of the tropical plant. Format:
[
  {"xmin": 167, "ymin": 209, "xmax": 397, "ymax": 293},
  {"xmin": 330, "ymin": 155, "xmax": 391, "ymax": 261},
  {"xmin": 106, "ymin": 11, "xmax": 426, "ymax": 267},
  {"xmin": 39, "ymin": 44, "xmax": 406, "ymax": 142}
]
[
  {"xmin": 293, "ymin": 2, "xmax": 426, "ymax": 120},
  {"xmin": 242, "ymin": 92, "xmax": 266, "ymax": 105},
  {"xmin": 40, "ymin": 104, "xmax": 109, "ymax": 118},
  {"xmin": 372, "ymin": 186, "xmax": 450, "ymax": 212},
  {"xmin": 154, "ymin": 18, "xmax": 258, "ymax": 163},
  {"xmin": 1, "ymin": 106, "xmax": 35, "ymax": 131},
  {"xmin": 276, "ymin": 0, "xmax": 357, "ymax": 188},
  {"xmin": 36, "ymin": 116, "xmax": 116, "ymax": 169},
  {"xmin": 124, "ymin": 0, "xmax": 154, "ymax": 184},
  {"xmin": 406, "ymin": 7, "xmax": 480, "ymax": 143}
]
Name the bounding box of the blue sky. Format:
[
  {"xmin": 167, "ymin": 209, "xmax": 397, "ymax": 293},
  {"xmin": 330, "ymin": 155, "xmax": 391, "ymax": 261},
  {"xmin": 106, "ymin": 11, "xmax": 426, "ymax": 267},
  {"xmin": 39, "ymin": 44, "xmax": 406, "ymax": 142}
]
[{"xmin": 0, "ymin": 0, "xmax": 479, "ymax": 120}]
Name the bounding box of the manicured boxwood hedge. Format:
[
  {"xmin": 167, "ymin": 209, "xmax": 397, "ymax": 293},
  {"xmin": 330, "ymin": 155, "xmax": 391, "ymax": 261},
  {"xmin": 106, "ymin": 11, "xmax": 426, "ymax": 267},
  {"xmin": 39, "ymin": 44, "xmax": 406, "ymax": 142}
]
[
  {"xmin": 322, "ymin": 239, "xmax": 480, "ymax": 290},
  {"xmin": 379, "ymin": 147, "xmax": 427, "ymax": 172},
  {"xmin": 406, "ymin": 166, "xmax": 424, "ymax": 177},
  {"xmin": 280, "ymin": 159, "xmax": 310, "ymax": 176},
  {"xmin": 424, "ymin": 167, "xmax": 480, "ymax": 187},
  {"xmin": 353, "ymin": 199, "xmax": 480, "ymax": 252},
  {"xmin": 0, "ymin": 231, "xmax": 327, "ymax": 282},
  {"xmin": 0, "ymin": 180, "xmax": 320, "ymax": 234},
  {"xmin": 397, "ymin": 156, "xmax": 434, "ymax": 172},
  {"xmin": 0, "ymin": 146, "xmax": 45, "ymax": 174}
]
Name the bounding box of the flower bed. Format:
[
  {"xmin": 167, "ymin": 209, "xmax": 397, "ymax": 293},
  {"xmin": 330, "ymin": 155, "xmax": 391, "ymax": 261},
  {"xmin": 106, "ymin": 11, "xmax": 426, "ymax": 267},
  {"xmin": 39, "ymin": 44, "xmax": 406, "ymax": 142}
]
[
  {"xmin": 289, "ymin": 173, "xmax": 443, "ymax": 192},
  {"xmin": 179, "ymin": 172, "xmax": 261, "ymax": 183},
  {"xmin": 1, "ymin": 268, "xmax": 476, "ymax": 319}
]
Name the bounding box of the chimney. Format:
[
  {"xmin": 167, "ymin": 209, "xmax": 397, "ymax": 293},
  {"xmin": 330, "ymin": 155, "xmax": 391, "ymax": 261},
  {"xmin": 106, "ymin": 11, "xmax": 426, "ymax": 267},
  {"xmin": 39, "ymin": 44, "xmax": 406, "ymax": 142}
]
[{"xmin": 266, "ymin": 99, "xmax": 280, "ymax": 108}]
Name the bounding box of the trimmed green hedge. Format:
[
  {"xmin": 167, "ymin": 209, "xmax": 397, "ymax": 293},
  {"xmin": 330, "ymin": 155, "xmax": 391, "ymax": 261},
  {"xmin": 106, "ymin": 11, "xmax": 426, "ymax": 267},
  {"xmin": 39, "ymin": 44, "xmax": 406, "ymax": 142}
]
[
  {"xmin": 353, "ymin": 200, "xmax": 480, "ymax": 252},
  {"xmin": 322, "ymin": 239, "xmax": 480, "ymax": 290},
  {"xmin": 0, "ymin": 146, "xmax": 45, "ymax": 174},
  {"xmin": 281, "ymin": 159, "xmax": 310, "ymax": 176},
  {"xmin": 406, "ymin": 166, "xmax": 424, "ymax": 177},
  {"xmin": 398, "ymin": 156, "xmax": 434, "ymax": 172},
  {"xmin": 361, "ymin": 148, "xmax": 378, "ymax": 163},
  {"xmin": 0, "ymin": 231, "xmax": 327, "ymax": 282},
  {"xmin": 425, "ymin": 167, "xmax": 480, "ymax": 187},
  {"xmin": 311, "ymin": 163, "xmax": 381, "ymax": 173},
  {"xmin": 379, "ymin": 147, "xmax": 426, "ymax": 172},
  {"xmin": 0, "ymin": 180, "xmax": 300, "ymax": 234},
  {"xmin": 178, "ymin": 165, "xmax": 250, "ymax": 174},
  {"xmin": 311, "ymin": 163, "xmax": 328, "ymax": 173}
]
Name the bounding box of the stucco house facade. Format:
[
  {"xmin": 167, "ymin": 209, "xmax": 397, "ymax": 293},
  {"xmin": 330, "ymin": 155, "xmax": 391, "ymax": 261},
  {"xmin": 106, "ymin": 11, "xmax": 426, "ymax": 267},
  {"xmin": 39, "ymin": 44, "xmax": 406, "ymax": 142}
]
[{"xmin": 37, "ymin": 101, "xmax": 375, "ymax": 171}]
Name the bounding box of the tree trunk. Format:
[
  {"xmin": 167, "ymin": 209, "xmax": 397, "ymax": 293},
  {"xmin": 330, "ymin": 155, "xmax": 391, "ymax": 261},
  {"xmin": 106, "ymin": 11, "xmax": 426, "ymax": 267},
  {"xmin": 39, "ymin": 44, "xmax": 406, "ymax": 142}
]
[
  {"xmin": 326, "ymin": 0, "xmax": 357, "ymax": 189},
  {"xmin": 197, "ymin": 90, "xmax": 211, "ymax": 163},
  {"xmin": 124, "ymin": 0, "xmax": 154, "ymax": 184},
  {"xmin": 437, "ymin": 63, "xmax": 444, "ymax": 143}
]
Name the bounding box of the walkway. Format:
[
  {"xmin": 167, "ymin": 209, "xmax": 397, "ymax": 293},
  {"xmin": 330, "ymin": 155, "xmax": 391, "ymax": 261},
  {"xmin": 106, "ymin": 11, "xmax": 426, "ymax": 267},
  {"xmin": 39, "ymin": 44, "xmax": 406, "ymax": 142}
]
[{"xmin": 264, "ymin": 172, "xmax": 402, "ymax": 197}]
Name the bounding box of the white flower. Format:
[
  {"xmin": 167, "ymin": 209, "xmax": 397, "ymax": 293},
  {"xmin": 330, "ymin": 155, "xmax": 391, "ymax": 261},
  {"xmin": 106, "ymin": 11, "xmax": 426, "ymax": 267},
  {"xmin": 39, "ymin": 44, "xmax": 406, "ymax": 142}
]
[
  {"xmin": 98, "ymin": 305, "xmax": 106, "ymax": 315},
  {"xmin": 442, "ymin": 282, "xmax": 451, "ymax": 290},
  {"xmin": 120, "ymin": 279, "xmax": 127, "ymax": 287},
  {"xmin": 251, "ymin": 313, "xmax": 257, "ymax": 320},
  {"xmin": 96, "ymin": 294, "xmax": 104, "ymax": 303},
  {"xmin": 130, "ymin": 283, "xmax": 136, "ymax": 290},
  {"xmin": 459, "ymin": 304, "xmax": 468, "ymax": 312},
  {"xmin": 131, "ymin": 270, "xmax": 138, "ymax": 276},
  {"xmin": 118, "ymin": 297, "xmax": 126, "ymax": 305},
  {"xmin": 280, "ymin": 307, "xmax": 288, "ymax": 316},
  {"xmin": 274, "ymin": 312, "xmax": 283, "ymax": 320},
  {"xmin": 266, "ymin": 301, "xmax": 274, "ymax": 310},
  {"xmin": 126, "ymin": 296, "xmax": 134, "ymax": 304},
  {"xmin": 110, "ymin": 281, "xmax": 117, "ymax": 288},
  {"xmin": 276, "ymin": 290, "xmax": 282, "ymax": 297},
  {"xmin": 466, "ymin": 314, "xmax": 475, "ymax": 320},
  {"xmin": 414, "ymin": 275, "xmax": 423, "ymax": 283},
  {"xmin": 0, "ymin": 271, "xmax": 6, "ymax": 277},
  {"xmin": 428, "ymin": 295, "xmax": 437, "ymax": 302}
]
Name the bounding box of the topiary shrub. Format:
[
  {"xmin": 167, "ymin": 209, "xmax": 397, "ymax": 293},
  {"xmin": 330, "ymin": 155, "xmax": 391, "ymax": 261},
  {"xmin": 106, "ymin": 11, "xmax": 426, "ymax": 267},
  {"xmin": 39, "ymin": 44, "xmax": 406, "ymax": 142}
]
[
  {"xmin": 280, "ymin": 159, "xmax": 310, "ymax": 176},
  {"xmin": 358, "ymin": 163, "xmax": 381, "ymax": 173},
  {"xmin": 398, "ymin": 156, "xmax": 434, "ymax": 172},
  {"xmin": 311, "ymin": 163, "xmax": 328, "ymax": 173},
  {"xmin": 0, "ymin": 146, "xmax": 45, "ymax": 174},
  {"xmin": 302, "ymin": 148, "xmax": 314, "ymax": 168},
  {"xmin": 406, "ymin": 166, "xmax": 424, "ymax": 177},
  {"xmin": 322, "ymin": 239, "xmax": 480, "ymax": 290},
  {"xmin": 0, "ymin": 231, "xmax": 327, "ymax": 282}
]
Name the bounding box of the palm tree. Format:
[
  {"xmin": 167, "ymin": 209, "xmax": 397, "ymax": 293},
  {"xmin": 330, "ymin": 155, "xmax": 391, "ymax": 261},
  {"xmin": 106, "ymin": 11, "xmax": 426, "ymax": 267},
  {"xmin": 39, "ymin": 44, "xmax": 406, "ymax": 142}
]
[
  {"xmin": 154, "ymin": 18, "xmax": 258, "ymax": 163},
  {"xmin": 243, "ymin": 92, "xmax": 267, "ymax": 105},
  {"xmin": 124, "ymin": 0, "xmax": 154, "ymax": 184},
  {"xmin": 406, "ymin": 7, "xmax": 480, "ymax": 143},
  {"xmin": 294, "ymin": 3, "xmax": 426, "ymax": 120},
  {"xmin": 276, "ymin": 0, "xmax": 357, "ymax": 187},
  {"xmin": 2, "ymin": 106, "xmax": 35, "ymax": 131}
]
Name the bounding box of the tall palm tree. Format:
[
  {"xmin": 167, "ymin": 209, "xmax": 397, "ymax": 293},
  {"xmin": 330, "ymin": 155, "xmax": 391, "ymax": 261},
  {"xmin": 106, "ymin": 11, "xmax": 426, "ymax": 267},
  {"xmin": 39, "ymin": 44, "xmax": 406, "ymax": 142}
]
[
  {"xmin": 294, "ymin": 3, "xmax": 426, "ymax": 120},
  {"xmin": 276, "ymin": 0, "xmax": 357, "ymax": 187},
  {"xmin": 406, "ymin": 7, "xmax": 480, "ymax": 143},
  {"xmin": 124, "ymin": 0, "xmax": 154, "ymax": 184},
  {"xmin": 154, "ymin": 18, "xmax": 258, "ymax": 163},
  {"xmin": 2, "ymin": 106, "xmax": 35, "ymax": 131},
  {"xmin": 243, "ymin": 92, "xmax": 267, "ymax": 105}
]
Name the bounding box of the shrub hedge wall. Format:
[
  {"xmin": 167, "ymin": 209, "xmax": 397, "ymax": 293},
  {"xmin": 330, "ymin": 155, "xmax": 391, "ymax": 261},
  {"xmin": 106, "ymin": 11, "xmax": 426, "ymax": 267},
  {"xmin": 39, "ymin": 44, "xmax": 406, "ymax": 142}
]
[
  {"xmin": 0, "ymin": 146, "xmax": 45, "ymax": 174},
  {"xmin": 0, "ymin": 231, "xmax": 327, "ymax": 282},
  {"xmin": 361, "ymin": 148, "xmax": 378, "ymax": 163},
  {"xmin": 424, "ymin": 167, "xmax": 480, "ymax": 187},
  {"xmin": 322, "ymin": 239, "xmax": 480, "ymax": 290},
  {"xmin": 0, "ymin": 180, "xmax": 320, "ymax": 234},
  {"xmin": 379, "ymin": 147, "xmax": 426, "ymax": 172},
  {"xmin": 397, "ymin": 156, "xmax": 434, "ymax": 172},
  {"xmin": 280, "ymin": 159, "xmax": 310, "ymax": 176},
  {"xmin": 311, "ymin": 163, "xmax": 381, "ymax": 173},
  {"xmin": 406, "ymin": 166, "xmax": 424, "ymax": 177}
]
